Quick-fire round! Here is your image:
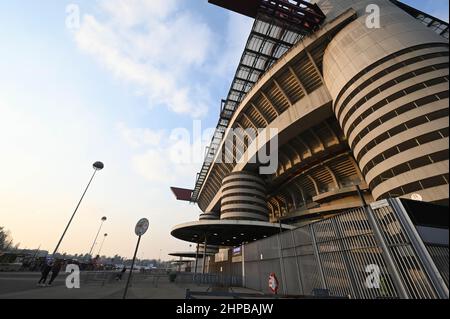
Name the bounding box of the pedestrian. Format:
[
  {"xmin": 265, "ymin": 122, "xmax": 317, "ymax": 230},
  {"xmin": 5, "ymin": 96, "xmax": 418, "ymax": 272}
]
[
  {"xmin": 47, "ymin": 260, "xmax": 63, "ymax": 286},
  {"xmin": 116, "ymin": 266, "xmax": 127, "ymax": 281},
  {"xmin": 37, "ymin": 261, "xmax": 53, "ymax": 287}
]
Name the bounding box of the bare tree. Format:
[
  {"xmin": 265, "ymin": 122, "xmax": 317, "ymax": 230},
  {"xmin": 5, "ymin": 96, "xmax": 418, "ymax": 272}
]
[{"xmin": 0, "ymin": 227, "xmax": 14, "ymax": 251}]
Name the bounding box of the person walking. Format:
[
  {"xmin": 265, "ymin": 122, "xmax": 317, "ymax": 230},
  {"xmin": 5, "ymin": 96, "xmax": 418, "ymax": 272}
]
[
  {"xmin": 115, "ymin": 266, "xmax": 127, "ymax": 281},
  {"xmin": 47, "ymin": 260, "xmax": 63, "ymax": 286},
  {"xmin": 37, "ymin": 261, "xmax": 53, "ymax": 287}
]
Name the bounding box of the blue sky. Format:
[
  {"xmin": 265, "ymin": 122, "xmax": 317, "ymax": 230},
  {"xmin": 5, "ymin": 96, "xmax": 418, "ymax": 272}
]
[
  {"xmin": 406, "ymin": 0, "xmax": 449, "ymax": 22},
  {"xmin": 0, "ymin": 0, "xmax": 448, "ymax": 260},
  {"xmin": 0, "ymin": 0, "xmax": 253, "ymax": 260}
]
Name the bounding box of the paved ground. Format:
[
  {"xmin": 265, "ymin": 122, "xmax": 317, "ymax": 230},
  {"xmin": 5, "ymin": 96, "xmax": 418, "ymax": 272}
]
[{"xmin": 0, "ymin": 272, "xmax": 258, "ymax": 299}]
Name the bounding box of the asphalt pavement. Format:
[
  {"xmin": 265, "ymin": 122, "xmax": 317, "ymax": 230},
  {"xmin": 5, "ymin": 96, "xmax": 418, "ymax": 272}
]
[
  {"xmin": 0, "ymin": 272, "xmax": 195, "ymax": 299},
  {"xmin": 0, "ymin": 272, "xmax": 66, "ymax": 295}
]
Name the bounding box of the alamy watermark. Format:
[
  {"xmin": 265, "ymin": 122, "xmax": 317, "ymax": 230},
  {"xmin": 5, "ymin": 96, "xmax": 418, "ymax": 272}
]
[
  {"xmin": 65, "ymin": 4, "xmax": 80, "ymax": 30},
  {"xmin": 65, "ymin": 264, "xmax": 80, "ymax": 289},
  {"xmin": 169, "ymin": 121, "xmax": 279, "ymax": 175},
  {"xmin": 366, "ymin": 4, "xmax": 381, "ymax": 29},
  {"xmin": 366, "ymin": 264, "xmax": 381, "ymax": 289},
  {"xmin": 65, "ymin": 3, "xmax": 383, "ymax": 30}
]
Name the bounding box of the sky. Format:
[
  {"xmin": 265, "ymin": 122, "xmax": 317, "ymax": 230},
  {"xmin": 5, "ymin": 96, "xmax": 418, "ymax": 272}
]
[{"xmin": 0, "ymin": 0, "xmax": 448, "ymax": 260}]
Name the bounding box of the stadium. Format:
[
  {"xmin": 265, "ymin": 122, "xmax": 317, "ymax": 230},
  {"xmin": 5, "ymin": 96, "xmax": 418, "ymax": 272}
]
[{"xmin": 170, "ymin": 0, "xmax": 449, "ymax": 299}]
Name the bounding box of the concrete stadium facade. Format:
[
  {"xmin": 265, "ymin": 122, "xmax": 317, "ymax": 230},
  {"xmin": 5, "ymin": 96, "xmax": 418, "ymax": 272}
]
[{"xmin": 193, "ymin": 0, "xmax": 449, "ymax": 226}]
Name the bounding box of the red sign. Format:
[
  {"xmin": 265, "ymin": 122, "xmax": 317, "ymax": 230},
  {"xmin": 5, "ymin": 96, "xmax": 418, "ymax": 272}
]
[{"xmin": 268, "ymin": 273, "xmax": 279, "ymax": 294}]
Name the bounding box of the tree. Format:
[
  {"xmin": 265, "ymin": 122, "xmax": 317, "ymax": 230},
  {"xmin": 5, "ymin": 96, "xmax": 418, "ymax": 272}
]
[{"xmin": 0, "ymin": 227, "xmax": 14, "ymax": 251}]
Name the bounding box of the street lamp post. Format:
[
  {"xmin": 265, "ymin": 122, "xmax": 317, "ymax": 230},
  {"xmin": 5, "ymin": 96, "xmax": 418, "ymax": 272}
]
[
  {"xmin": 52, "ymin": 161, "xmax": 104, "ymax": 257},
  {"xmin": 97, "ymin": 233, "xmax": 108, "ymax": 257},
  {"xmin": 88, "ymin": 216, "xmax": 107, "ymax": 258}
]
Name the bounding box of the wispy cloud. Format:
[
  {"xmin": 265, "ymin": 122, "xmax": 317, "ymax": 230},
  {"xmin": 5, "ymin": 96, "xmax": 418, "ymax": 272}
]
[
  {"xmin": 74, "ymin": 0, "xmax": 214, "ymax": 118},
  {"xmin": 116, "ymin": 122, "xmax": 165, "ymax": 148},
  {"xmin": 117, "ymin": 122, "xmax": 210, "ymax": 185},
  {"xmin": 76, "ymin": 1, "xmax": 253, "ymax": 185},
  {"xmin": 213, "ymin": 13, "xmax": 254, "ymax": 78}
]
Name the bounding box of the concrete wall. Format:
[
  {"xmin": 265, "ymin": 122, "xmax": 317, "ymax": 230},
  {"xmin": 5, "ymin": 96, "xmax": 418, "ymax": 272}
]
[{"xmin": 322, "ymin": 0, "xmax": 449, "ymax": 204}]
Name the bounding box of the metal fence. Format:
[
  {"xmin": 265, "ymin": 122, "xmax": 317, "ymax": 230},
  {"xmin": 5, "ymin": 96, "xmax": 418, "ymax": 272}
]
[
  {"xmin": 426, "ymin": 244, "xmax": 449, "ymax": 287},
  {"xmin": 242, "ymin": 199, "xmax": 449, "ymax": 299},
  {"xmin": 174, "ymin": 272, "xmax": 242, "ymax": 287},
  {"xmin": 81, "ymin": 270, "xmax": 168, "ymax": 287}
]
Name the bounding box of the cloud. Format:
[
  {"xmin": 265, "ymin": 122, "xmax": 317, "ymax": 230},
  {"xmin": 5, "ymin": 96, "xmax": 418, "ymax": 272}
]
[
  {"xmin": 99, "ymin": 0, "xmax": 178, "ymax": 26},
  {"xmin": 132, "ymin": 149, "xmax": 173, "ymax": 183},
  {"xmin": 74, "ymin": 0, "xmax": 213, "ymax": 118},
  {"xmin": 213, "ymin": 13, "xmax": 254, "ymax": 78},
  {"xmin": 131, "ymin": 142, "xmax": 201, "ymax": 185},
  {"xmin": 116, "ymin": 122, "xmax": 165, "ymax": 148},
  {"xmin": 78, "ymin": 1, "xmax": 254, "ymax": 184},
  {"xmin": 117, "ymin": 123, "xmax": 206, "ymax": 185}
]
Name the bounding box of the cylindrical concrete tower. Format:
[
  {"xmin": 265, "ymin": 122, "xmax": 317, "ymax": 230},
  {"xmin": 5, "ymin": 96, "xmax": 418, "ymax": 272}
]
[
  {"xmin": 221, "ymin": 172, "xmax": 269, "ymax": 221},
  {"xmin": 199, "ymin": 212, "xmax": 220, "ymax": 221},
  {"xmin": 198, "ymin": 212, "xmax": 220, "ymax": 254},
  {"xmin": 320, "ymin": 0, "xmax": 449, "ymax": 205}
]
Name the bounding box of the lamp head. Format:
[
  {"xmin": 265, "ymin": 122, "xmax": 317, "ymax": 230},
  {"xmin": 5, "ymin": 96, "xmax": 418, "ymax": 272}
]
[{"xmin": 93, "ymin": 161, "xmax": 104, "ymax": 171}]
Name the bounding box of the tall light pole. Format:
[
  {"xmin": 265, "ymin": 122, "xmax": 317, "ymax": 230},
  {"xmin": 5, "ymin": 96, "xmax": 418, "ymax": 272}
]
[
  {"xmin": 88, "ymin": 216, "xmax": 107, "ymax": 258},
  {"xmin": 52, "ymin": 161, "xmax": 104, "ymax": 257},
  {"xmin": 97, "ymin": 233, "xmax": 108, "ymax": 257}
]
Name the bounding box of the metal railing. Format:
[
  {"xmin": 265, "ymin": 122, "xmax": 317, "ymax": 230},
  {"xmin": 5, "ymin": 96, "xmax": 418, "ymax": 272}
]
[
  {"xmin": 81, "ymin": 271, "xmax": 168, "ymax": 287},
  {"xmin": 185, "ymin": 289, "xmax": 348, "ymax": 299},
  {"xmin": 174, "ymin": 272, "xmax": 242, "ymax": 288},
  {"xmin": 241, "ymin": 199, "xmax": 449, "ymax": 299}
]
